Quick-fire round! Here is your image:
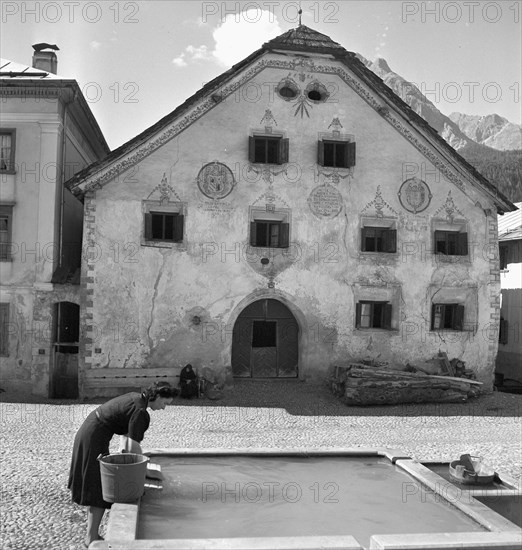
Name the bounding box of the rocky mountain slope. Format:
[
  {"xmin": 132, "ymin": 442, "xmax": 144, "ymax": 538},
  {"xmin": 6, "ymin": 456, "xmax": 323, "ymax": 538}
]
[
  {"xmin": 449, "ymin": 113, "xmax": 521, "ymax": 151},
  {"xmin": 359, "ymin": 55, "xmax": 521, "ymax": 201}
]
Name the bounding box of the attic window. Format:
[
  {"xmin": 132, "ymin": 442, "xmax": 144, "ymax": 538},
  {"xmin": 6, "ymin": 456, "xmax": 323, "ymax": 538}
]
[
  {"xmin": 318, "ymin": 140, "xmax": 356, "ymax": 168},
  {"xmin": 249, "ymin": 135, "xmax": 289, "ymax": 165},
  {"xmin": 305, "ymin": 81, "xmax": 328, "ymax": 103},
  {"xmin": 277, "ymin": 79, "xmax": 299, "ymax": 100}
]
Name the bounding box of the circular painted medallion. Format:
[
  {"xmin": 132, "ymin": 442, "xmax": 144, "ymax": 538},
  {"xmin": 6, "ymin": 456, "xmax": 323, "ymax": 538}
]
[
  {"xmin": 197, "ymin": 162, "xmax": 235, "ymax": 200},
  {"xmin": 398, "ymin": 178, "xmax": 432, "ymax": 214},
  {"xmin": 308, "ymin": 184, "xmax": 343, "ymax": 219}
]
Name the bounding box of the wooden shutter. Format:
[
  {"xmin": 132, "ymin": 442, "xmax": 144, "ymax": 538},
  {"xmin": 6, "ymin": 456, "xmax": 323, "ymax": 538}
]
[
  {"xmin": 361, "ymin": 227, "xmax": 368, "ymax": 251},
  {"xmin": 317, "ymin": 140, "xmax": 325, "ymax": 166},
  {"xmin": 383, "ymin": 303, "xmax": 393, "ymax": 330},
  {"xmin": 144, "ymin": 213, "xmax": 153, "ymax": 240},
  {"xmin": 279, "ymin": 138, "xmax": 289, "ymax": 164},
  {"xmin": 279, "ymin": 223, "xmax": 289, "ymax": 248},
  {"xmin": 355, "ymin": 302, "xmax": 361, "ymax": 328},
  {"xmin": 250, "ymin": 222, "xmax": 257, "ymax": 246},
  {"xmin": 454, "ymin": 305, "xmax": 465, "ymax": 331},
  {"xmin": 385, "ymin": 229, "xmax": 397, "ymax": 253},
  {"xmin": 173, "ymin": 214, "xmax": 184, "ymax": 242},
  {"xmin": 347, "ymin": 142, "xmax": 356, "ymax": 167},
  {"xmin": 434, "ymin": 230, "xmax": 444, "ymax": 254},
  {"xmin": 431, "ymin": 303, "xmax": 438, "ymax": 330},
  {"xmin": 499, "ymin": 319, "xmax": 508, "ymax": 345},
  {"xmin": 248, "ymin": 136, "xmax": 256, "ymax": 162},
  {"xmin": 457, "ymin": 232, "xmax": 468, "ymax": 256},
  {"xmin": 0, "ymin": 303, "xmax": 9, "ymax": 356}
]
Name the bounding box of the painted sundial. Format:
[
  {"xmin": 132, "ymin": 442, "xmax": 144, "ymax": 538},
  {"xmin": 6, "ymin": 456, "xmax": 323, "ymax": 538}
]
[
  {"xmin": 398, "ymin": 178, "xmax": 432, "ymax": 214},
  {"xmin": 197, "ymin": 161, "xmax": 235, "ymax": 200},
  {"xmin": 308, "ymin": 184, "xmax": 343, "ymax": 219}
]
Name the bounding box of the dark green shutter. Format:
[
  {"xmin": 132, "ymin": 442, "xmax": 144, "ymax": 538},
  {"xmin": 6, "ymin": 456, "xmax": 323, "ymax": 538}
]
[
  {"xmin": 361, "ymin": 228, "xmax": 368, "ymax": 251},
  {"xmin": 355, "ymin": 302, "xmax": 361, "ymax": 328},
  {"xmin": 317, "ymin": 140, "xmax": 324, "ymax": 166},
  {"xmin": 347, "ymin": 142, "xmax": 356, "ymax": 167},
  {"xmin": 248, "ymin": 136, "xmax": 255, "ymax": 162},
  {"xmin": 144, "ymin": 213, "xmax": 152, "ymax": 239},
  {"xmin": 173, "ymin": 214, "xmax": 184, "ymax": 242},
  {"xmin": 454, "ymin": 305, "xmax": 465, "ymax": 331},
  {"xmin": 250, "ymin": 222, "xmax": 257, "ymax": 246},
  {"xmin": 383, "ymin": 303, "xmax": 393, "ymax": 329},
  {"xmin": 458, "ymin": 232, "xmax": 468, "ymax": 256},
  {"xmin": 385, "ymin": 229, "xmax": 397, "ymax": 253},
  {"xmin": 0, "ymin": 303, "xmax": 9, "ymax": 356},
  {"xmin": 279, "ymin": 138, "xmax": 289, "ymax": 164},
  {"xmin": 279, "ymin": 223, "xmax": 289, "ymax": 248}
]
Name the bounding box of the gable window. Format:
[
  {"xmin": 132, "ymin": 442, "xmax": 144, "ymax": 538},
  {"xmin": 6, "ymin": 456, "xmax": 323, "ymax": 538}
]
[
  {"xmin": 249, "ymin": 135, "xmax": 288, "ymax": 165},
  {"xmin": 0, "ymin": 205, "xmax": 13, "ymax": 261},
  {"xmin": 318, "ymin": 140, "xmax": 355, "ymax": 168},
  {"xmin": 431, "ymin": 303, "xmax": 464, "ymax": 331},
  {"xmin": 250, "ymin": 220, "xmax": 289, "ymax": 248},
  {"xmin": 361, "ymin": 227, "xmax": 396, "ymax": 253},
  {"xmin": 0, "ymin": 303, "xmax": 9, "ymax": 356},
  {"xmin": 356, "ymin": 301, "xmax": 392, "ymax": 329},
  {"xmin": 434, "ymin": 230, "xmax": 468, "ymax": 256},
  {"xmin": 0, "ymin": 130, "xmax": 15, "ymax": 172},
  {"xmin": 145, "ymin": 211, "xmax": 183, "ymax": 242}
]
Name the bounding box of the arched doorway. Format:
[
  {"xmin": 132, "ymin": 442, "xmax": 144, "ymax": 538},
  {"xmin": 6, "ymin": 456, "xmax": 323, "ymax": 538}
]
[{"xmin": 231, "ymin": 299, "xmax": 298, "ymax": 378}]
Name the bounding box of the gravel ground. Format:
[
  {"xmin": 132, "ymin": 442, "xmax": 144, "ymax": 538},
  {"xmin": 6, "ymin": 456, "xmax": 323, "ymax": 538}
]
[{"xmin": 1, "ymin": 380, "xmax": 521, "ymax": 550}]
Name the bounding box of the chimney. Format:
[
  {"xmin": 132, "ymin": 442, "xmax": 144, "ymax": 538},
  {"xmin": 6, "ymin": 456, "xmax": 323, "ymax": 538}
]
[{"xmin": 32, "ymin": 47, "xmax": 58, "ymax": 74}]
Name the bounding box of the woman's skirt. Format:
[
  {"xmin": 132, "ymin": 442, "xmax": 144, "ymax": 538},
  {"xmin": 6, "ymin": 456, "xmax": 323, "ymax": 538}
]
[{"xmin": 68, "ymin": 410, "xmax": 113, "ymax": 509}]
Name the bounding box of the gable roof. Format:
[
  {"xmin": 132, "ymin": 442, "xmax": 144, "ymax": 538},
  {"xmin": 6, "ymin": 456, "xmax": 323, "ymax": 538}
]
[
  {"xmin": 498, "ymin": 203, "xmax": 522, "ymax": 241},
  {"xmin": 65, "ymin": 25, "xmax": 516, "ymax": 213}
]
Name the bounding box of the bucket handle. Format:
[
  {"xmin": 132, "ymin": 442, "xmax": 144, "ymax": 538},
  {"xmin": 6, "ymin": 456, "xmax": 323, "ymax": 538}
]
[{"xmin": 97, "ymin": 453, "xmax": 109, "ymax": 462}]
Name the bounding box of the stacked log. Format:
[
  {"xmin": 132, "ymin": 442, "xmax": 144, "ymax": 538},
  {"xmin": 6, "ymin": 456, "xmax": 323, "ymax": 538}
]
[{"xmin": 330, "ymin": 363, "xmax": 482, "ymax": 406}]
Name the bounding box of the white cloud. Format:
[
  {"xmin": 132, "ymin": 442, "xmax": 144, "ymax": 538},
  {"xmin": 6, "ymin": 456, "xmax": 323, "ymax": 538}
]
[
  {"xmin": 172, "ymin": 9, "xmax": 282, "ymax": 69},
  {"xmin": 90, "ymin": 40, "xmax": 102, "ymax": 51},
  {"xmin": 212, "ymin": 9, "xmax": 282, "ymax": 67}
]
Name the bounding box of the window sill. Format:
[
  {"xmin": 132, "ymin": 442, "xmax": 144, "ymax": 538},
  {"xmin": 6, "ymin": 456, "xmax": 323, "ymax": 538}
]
[
  {"xmin": 359, "ymin": 252, "xmax": 398, "ymax": 258},
  {"xmin": 141, "ymin": 240, "xmax": 186, "ymax": 250},
  {"xmin": 0, "ymin": 257, "xmax": 13, "ymax": 262},
  {"xmin": 0, "ymin": 170, "xmax": 16, "ymax": 175},
  {"xmin": 355, "ymin": 328, "xmax": 398, "ymax": 333},
  {"xmin": 434, "ymin": 254, "xmax": 470, "ymax": 263}
]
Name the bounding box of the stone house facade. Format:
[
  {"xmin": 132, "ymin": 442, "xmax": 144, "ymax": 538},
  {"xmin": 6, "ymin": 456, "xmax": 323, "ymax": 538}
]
[
  {"xmin": 0, "ymin": 49, "xmax": 109, "ymax": 396},
  {"xmin": 67, "ymin": 26, "xmax": 515, "ymax": 398}
]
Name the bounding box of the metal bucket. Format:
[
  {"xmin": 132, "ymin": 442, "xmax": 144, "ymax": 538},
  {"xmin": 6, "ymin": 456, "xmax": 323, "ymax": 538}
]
[{"xmin": 98, "ymin": 453, "xmax": 149, "ymax": 503}]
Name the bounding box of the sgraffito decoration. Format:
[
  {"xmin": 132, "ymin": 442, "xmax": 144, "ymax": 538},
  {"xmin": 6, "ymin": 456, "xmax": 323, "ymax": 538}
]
[
  {"xmin": 308, "ymin": 183, "xmax": 343, "ymax": 219},
  {"xmin": 197, "ymin": 161, "xmax": 235, "ymax": 200},
  {"xmin": 361, "ymin": 186, "xmax": 399, "ymax": 218},
  {"xmin": 398, "ymin": 178, "xmax": 432, "ymax": 214},
  {"xmin": 434, "ymin": 191, "xmax": 465, "ymax": 222},
  {"xmin": 147, "ymin": 173, "xmax": 181, "ymax": 203}
]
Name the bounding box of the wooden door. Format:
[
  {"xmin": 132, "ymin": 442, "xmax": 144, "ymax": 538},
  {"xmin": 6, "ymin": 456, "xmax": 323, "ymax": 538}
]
[{"xmin": 232, "ymin": 299, "xmax": 298, "ymax": 378}]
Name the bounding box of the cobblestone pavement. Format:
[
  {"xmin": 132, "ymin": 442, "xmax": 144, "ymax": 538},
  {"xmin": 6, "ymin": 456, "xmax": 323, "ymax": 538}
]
[{"xmin": 1, "ymin": 381, "xmax": 521, "ymax": 550}]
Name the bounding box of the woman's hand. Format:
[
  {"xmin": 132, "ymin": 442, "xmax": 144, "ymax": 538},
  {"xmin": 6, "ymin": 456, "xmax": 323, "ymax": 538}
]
[{"xmin": 120, "ymin": 435, "xmax": 143, "ymax": 454}]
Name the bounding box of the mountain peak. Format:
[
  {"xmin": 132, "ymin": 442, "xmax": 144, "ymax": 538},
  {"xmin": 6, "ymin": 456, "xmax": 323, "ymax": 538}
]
[{"xmin": 373, "ymin": 56, "xmax": 392, "ymax": 73}]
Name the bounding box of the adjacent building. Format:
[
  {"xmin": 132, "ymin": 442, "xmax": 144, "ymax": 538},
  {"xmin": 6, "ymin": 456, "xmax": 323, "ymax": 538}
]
[
  {"xmin": 497, "ymin": 203, "xmax": 522, "ymax": 384},
  {"xmin": 0, "ymin": 48, "xmax": 110, "ymax": 397}
]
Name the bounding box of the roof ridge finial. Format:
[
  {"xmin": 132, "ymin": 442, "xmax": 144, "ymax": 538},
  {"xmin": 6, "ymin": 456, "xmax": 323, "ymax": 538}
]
[{"xmin": 298, "ymin": 1, "xmax": 302, "ymax": 26}]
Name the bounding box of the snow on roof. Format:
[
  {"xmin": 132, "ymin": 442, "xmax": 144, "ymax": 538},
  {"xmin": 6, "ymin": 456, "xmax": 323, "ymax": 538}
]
[
  {"xmin": 498, "ymin": 202, "xmax": 522, "ymax": 240},
  {"xmin": 0, "ymin": 58, "xmax": 63, "ymax": 79}
]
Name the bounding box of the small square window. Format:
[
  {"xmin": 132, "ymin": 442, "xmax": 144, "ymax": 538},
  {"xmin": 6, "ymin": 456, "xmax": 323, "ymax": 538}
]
[
  {"xmin": 144, "ymin": 211, "xmax": 184, "ymax": 243},
  {"xmin": 0, "ymin": 131, "xmax": 15, "ymax": 172},
  {"xmin": 250, "ymin": 220, "xmax": 289, "ymax": 248},
  {"xmin": 431, "ymin": 303, "xmax": 464, "ymax": 331},
  {"xmin": 318, "ymin": 140, "xmax": 355, "ymax": 168},
  {"xmin": 434, "ymin": 230, "xmax": 468, "ymax": 256},
  {"xmin": 361, "ymin": 227, "xmax": 396, "ymax": 253},
  {"xmin": 249, "ymin": 136, "xmax": 288, "ymax": 165},
  {"xmin": 0, "ymin": 205, "xmax": 13, "ymax": 261},
  {"xmin": 356, "ymin": 301, "xmax": 392, "ymax": 329}
]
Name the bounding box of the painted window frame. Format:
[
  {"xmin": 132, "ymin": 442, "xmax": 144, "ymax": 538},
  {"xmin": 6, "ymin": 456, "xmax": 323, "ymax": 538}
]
[
  {"xmin": 356, "ymin": 301, "xmax": 393, "ymax": 330},
  {"xmin": 248, "ymin": 134, "xmax": 289, "ymax": 165},
  {"xmin": 0, "ymin": 129, "xmax": 16, "ymax": 173},
  {"xmin": 248, "ymin": 206, "xmax": 291, "ymax": 249},
  {"xmin": 318, "ymin": 140, "xmax": 356, "ymax": 169},
  {"xmin": 141, "ymin": 200, "xmax": 186, "ymax": 249},
  {"xmin": 432, "ymin": 219, "xmax": 469, "ymax": 260},
  {"xmin": 359, "ymin": 216, "xmax": 398, "ymax": 256}
]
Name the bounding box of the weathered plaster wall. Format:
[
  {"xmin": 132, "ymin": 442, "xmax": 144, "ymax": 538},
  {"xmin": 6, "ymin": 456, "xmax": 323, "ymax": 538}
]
[{"xmin": 82, "ymin": 54, "xmax": 500, "ymax": 392}]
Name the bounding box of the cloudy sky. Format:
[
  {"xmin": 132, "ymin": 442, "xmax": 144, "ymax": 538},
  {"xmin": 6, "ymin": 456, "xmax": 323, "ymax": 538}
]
[{"xmin": 2, "ymin": 0, "xmax": 520, "ymax": 149}]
